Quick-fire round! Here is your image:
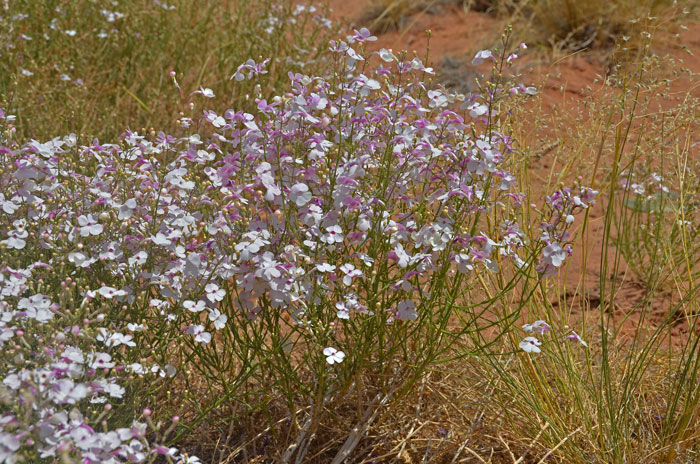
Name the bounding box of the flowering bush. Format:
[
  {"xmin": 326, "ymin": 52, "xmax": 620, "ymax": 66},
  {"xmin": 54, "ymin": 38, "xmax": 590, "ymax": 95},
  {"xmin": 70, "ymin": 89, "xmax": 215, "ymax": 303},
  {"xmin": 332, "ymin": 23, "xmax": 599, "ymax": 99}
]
[
  {"xmin": 0, "ymin": 25, "xmax": 599, "ymax": 460},
  {"xmin": 0, "ymin": 162, "xmax": 197, "ymax": 463}
]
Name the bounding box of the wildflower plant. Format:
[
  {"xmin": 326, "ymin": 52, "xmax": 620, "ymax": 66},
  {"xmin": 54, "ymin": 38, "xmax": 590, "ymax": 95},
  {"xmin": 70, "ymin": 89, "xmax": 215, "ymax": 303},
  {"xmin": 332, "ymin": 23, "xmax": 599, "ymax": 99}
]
[{"xmin": 0, "ymin": 12, "xmax": 610, "ymax": 460}]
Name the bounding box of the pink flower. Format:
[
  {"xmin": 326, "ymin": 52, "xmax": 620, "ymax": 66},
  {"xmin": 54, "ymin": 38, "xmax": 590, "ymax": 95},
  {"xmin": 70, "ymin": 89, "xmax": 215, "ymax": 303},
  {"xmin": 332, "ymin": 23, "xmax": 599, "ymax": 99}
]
[{"xmin": 566, "ymin": 331, "xmax": 588, "ymax": 347}]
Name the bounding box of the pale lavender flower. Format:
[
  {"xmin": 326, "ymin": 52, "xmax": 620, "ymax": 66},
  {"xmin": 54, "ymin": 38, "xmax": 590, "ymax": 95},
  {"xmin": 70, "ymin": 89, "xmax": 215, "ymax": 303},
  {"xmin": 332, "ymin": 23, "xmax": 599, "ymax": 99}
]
[
  {"xmin": 522, "ymin": 320, "xmax": 551, "ymax": 335},
  {"xmin": 472, "ymin": 49, "xmax": 494, "ymax": 65},
  {"xmin": 396, "ymin": 300, "xmax": 418, "ymax": 321},
  {"xmin": 351, "ymin": 27, "xmax": 376, "ymax": 43},
  {"xmin": 289, "ymin": 183, "xmax": 312, "ymax": 206}
]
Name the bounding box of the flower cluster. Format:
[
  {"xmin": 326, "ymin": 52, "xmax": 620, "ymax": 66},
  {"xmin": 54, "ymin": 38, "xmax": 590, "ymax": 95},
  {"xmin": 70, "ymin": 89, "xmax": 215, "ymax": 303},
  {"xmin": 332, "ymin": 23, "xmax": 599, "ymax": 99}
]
[
  {"xmin": 619, "ymin": 171, "xmax": 669, "ymax": 198},
  {"xmin": 536, "ymin": 186, "xmax": 598, "ymax": 276},
  {"xmin": 519, "ymin": 319, "xmax": 588, "ymax": 354},
  {"xmin": 0, "ymin": 263, "xmax": 197, "ymax": 463}
]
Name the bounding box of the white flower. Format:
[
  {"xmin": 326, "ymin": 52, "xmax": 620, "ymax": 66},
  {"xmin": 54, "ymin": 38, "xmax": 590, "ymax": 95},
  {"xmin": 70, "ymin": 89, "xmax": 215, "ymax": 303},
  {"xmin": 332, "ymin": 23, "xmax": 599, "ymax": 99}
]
[
  {"xmin": 566, "ymin": 331, "xmax": 588, "ymax": 347},
  {"xmin": 390, "ymin": 244, "xmax": 409, "ymax": 268},
  {"xmin": 150, "ymin": 298, "xmax": 170, "ymax": 309},
  {"xmin": 467, "ymin": 103, "xmax": 488, "ymax": 118},
  {"xmin": 323, "ymin": 347, "xmax": 345, "ymax": 365},
  {"xmin": 208, "ymin": 309, "xmax": 228, "ymax": 329},
  {"xmin": 69, "ymin": 251, "xmax": 89, "ymax": 267},
  {"xmin": 542, "ymin": 242, "xmax": 566, "ymax": 267},
  {"xmin": 0, "ymin": 193, "xmax": 20, "ymax": 214},
  {"xmin": 183, "ymin": 300, "xmax": 206, "ymax": 313},
  {"xmin": 3, "ymin": 228, "xmax": 27, "ymax": 249},
  {"xmin": 109, "ymin": 332, "xmax": 136, "ymax": 347},
  {"xmin": 377, "ymin": 48, "xmax": 396, "ymax": 62},
  {"xmin": 102, "ymin": 381, "xmax": 125, "ymax": 399},
  {"xmin": 128, "ymin": 251, "xmax": 148, "ymax": 267},
  {"xmin": 3, "ymin": 374, "xmax": 21, "ymax": 390},
  {"xmin": 519, "ymin": 337, "xmax": 542, "ymax": 353},
  {"xmin": 192, "ymin": 87, "xmax": 215, "ymax": 98},
  {"xmin": 17, "ymin": 294, "xmax": 53, "ymax": 322},
  {"xmin": 62, "ymin": 347, "xmax": 85, "ymax": 364},
  {"xmin": 117, "ymin": 198, "xmax": 137, "ymax": 219},
  {"xmin": 205, "ymin": 283, "xmax": 226, "ymax": 302},
  {"xmin": 315, "ymin": 263, "xmax": 336, "ymax": 273},
  {"xmin": 472, "ymin": 49, "xmax": 493, "ymax": 65},
  {"xmin": 129, "ymin": 363, "xmax": 146, "ymax": 374},
  {"xmin": 336, "ymin": 301, "xmax": 350, "ymax": 320},
  {"xmin": 185, "ymin": 325, "xmax": 211, "ymax": 344},
  {"xmin": 77, "ymin": 214, "xmax": 103, "ymax": 237},
  {"xmin": 88, "ymin": 352, "xmax": 115, "ymax": 369},
  {"xmin": 98, "ymin": 286, "xmax": 126, "ymax": 299},
  {"xmin": 206, "ymin": 111, "xmax": 226, "ymax": 128},
  {"xmin": 180, "ymin": 455, "xmax": 202, "ymax": 464},
  {"xmin": 151, "ymin": 232, "xmax": 172, "ymax": 246},
  {"xmin": 321, "ymin": 224, "xmax": 344, "ymax": 244},
  {"xmin": 339, "ymin": 263, "xmax": 362, "ymax": 286}
]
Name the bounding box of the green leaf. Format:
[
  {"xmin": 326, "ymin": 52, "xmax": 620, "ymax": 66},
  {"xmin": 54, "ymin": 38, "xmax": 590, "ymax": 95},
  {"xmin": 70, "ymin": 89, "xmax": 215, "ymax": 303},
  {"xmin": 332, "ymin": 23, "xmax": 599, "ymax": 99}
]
[{"xmin": 624, "ymin": 190, "xmax": 679, "ymax": 213}]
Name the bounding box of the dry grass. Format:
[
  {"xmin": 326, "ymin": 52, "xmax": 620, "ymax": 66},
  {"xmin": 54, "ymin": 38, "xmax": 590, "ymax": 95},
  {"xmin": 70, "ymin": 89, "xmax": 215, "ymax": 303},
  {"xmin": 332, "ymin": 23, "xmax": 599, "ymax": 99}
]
[
  {"xmin": 167, "ymin": 331, "xmax": 700, "ymax": 463},
  {"xmin": 358, "ymin": 0, "xmax": 471, "ymax": 34},
  {"xmin": 357, "ymin": 0, "xmax": 678, "ymax": 55},
  {"xmin": 0, "ymin": 0, "xmax": 333, "ymax": 141}
]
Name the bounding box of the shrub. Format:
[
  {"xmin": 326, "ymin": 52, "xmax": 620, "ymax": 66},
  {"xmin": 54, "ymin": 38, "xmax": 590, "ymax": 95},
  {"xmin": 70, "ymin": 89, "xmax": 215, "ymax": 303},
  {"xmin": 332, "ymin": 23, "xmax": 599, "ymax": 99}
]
[{"xmin": 0, "ymin": 26, "xmax": 601, "ymax": 460}]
